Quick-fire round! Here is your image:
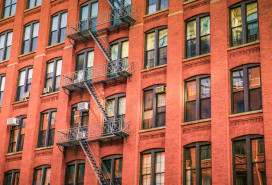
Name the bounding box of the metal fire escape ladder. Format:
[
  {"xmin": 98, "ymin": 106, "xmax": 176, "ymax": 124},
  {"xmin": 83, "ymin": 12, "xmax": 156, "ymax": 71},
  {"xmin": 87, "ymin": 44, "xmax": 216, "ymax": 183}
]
[{"xmin": 80, "ymin": 140, "xmax": 112, "ymax": 185}]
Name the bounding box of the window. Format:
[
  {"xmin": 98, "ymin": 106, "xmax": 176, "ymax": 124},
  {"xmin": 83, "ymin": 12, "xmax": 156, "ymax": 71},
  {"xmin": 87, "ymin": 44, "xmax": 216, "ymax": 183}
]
[
  {"xmin": 143, "ymin": 85, "xmax": 166, "ymax": 129},
  {"xmin": 75, "ymin": 49, "xmax": 94, "ymax": 82},
  {"xmin": 0, "ymin": 30, "xmax": 13, "ymax": 61},
  {"xmin": 8, "ymin": 116, "xmax": 26, "ymax": 153},
  {"xmin": 145, "ymin": 27, "xmax": 167, "ymax": 68},
  {"xmin": 4, "ymin": 170, "xmax": 20, "ymax": 185},
  {"xmin": 106, "ymin": 94, "xmax": 126, "ymax": 120},
  {"xmin": 109, "ymin": 39, "xmax": 129, "ymax": 77},
  {"xmin": 184, "ymin": 142, "xmax": 212, "ymax": 185},
  {"xmin": 185, "ymin": 75, "xmax": 211, "ymax": 122},
  {"xmin": 16, "ymin": 66, "xmax": 33, "ymax": 101},
  {"xmin": 102, "ymin": 155, "xmax": 123, "ymax": 185},
  {"xmin": 186, "ymin": 15, "xmax": 210, "ymax": 58},
  {"xmin": 146, "ymin": 0, "xmax": 168, "ymax": 14},
  {"xmin": 230, "ymin": 1, "xmax": 258, "ymax": 47},
  {"xmin": 22, "ymin": 22, "xmax": 39, "ymax": 54},
  {"xmin": 27, "ymin": 0, "xmax": 41, "ymax": 9},
  {"xmin": 80, "ymin": 0, "xmax": 98, "ymax": 31},
  {"xmin": 44, "ymin": 58, "xmax": 62, "ymax": 93},
  {"xmin": 2, "ymin": 0, "xmax": 16, "ymax": 18},
  {"xmin": 65, "ymin": 160, "xmax": 85, "ymax": 185},
  {"xmin": 231, "ymin": 64, "xmax": 262, "ymax": 114},
  {"xmin": 71, "ymin": 103, "xmax": 89, "ymax": 128},
  {"xmin": 0, "ymin": 74, "xmax": 6, "ymax": 106},
  {"xmin": 232, "ymin": 135, "xmax": 266, "ymax": 185},
  {"xmin": 38, "ymin": 109, "xmax": 56, "ymax": 148},
  {"xmin": 140, "ymin": 149, "xmax": 165, "ymax": 185},
  {"xmin": 111, "ymin": 0, "xmax": 131, "ymax": 25},
  {"xmin": 49, "ymin": 11, "xmax": 67, "ymax": 46},
  {"xmin": 33, "ymin": 165, "xmax": 51, "ymax": 185}
]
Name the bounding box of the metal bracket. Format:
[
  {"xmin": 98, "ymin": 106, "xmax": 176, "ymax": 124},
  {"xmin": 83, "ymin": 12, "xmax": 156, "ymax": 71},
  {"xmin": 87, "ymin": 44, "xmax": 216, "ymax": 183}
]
[
  {"xmin": 80, "ymin": 88, "xmax": 83, "ymax": 98},
  {"xmin": 69, "ymin": 91, "xmax": 72, "ymax": 100},
  {"xmin": 72, "ymin": 145, "xmax": 78, "ymax": 155}
]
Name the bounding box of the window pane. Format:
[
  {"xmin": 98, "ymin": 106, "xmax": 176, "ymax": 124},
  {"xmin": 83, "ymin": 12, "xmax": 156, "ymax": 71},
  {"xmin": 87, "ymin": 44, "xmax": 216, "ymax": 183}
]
[
  {"xmin": 3, "ymin": 7, "xmax": 10, "ymax": 18},
  {"xmin": 24, "ymin": 26, "xmax": 31, "ymax": 40},
  {"xmin": 200, "ymin": 98, "xmax": 211, "ymax": 119},
  {"xmin": 251, "ymin": 138, "xmax": 265, "ymax": 163},
  {"xmin": 115, "ymin": 158, "xmax": 123, "ymax": 180},
  {"xmin": 187, "ymin": 39, "xmax": 196, "ymax": 58},
  {"xmin": 118, "ymin": 97, "xmax": 126, "ymax": 116},
  {"xmin": 77, "ymin": 163, "xmax": 85, "ymax": 183},
  {"xmin": 247, "ymin": 22, "xmax": 259, "ymax": 43},
  {"xmin": 142, "ymin": 154, "xmax": 151, "ymax": 174},
  {"xmin": 200, "ymin": 35, "xmax": 210, "ymax": 55},
  {"xmin": 33, "ymin": 23, "xmax": 39, "ymax": 38},
  {"xmin": 187, "ymin": 20, "xmax": 196, "ymax": 40},
  {"xmin": 44, "ymin": 168, "xmax": 51, "ymax": 185},
  {"xmin": 51, "ymin": 16, "xmax": 59, "ymax": 31},
  {"xmin": 0, "ymin": 35, "xmax": 5, "ymax": 49},
  {"xmin": 23, "ymin": 40, "xmax": 30, "ymax": 54},
  {"xmin": 249, "ymin": 67, "xmax": 260, "ymax": 89},
  {"xmin": 33, "ymin": 169, "xmax": 42, "ymax": 185},
  {"xmin": 106, "ymin": 99, "xmax": 115, "ymax": 117},
  {"xmin": 201, "ymin": 168, "xmax": 212, "ymax": 185},
  {"xmin": 185, "ymin": 147, "xmax": 196, "ymax": 170},
  {"xmin": 71, "ymin": 108, "xmax": 80, "ymax": 127},
  {"xmin": 186, "ymin": 81, "xmax": 196, "ymax": 101},
  {"xmin": 59, "ymin": 28, "xmax": 66, "ymax": 43},
  {"xmin": 143, "ymin": 175, "xmax": 151, "ymax": 185},
  {"xmin": 247, "ymin": 2, "xmax": 258, "ymax": 42},
  {"xmin": 156, "ymin": 152, "xmax": 165, "ymax": 173},
  {"xmin": 200, "ymin": 17, "xmax": 210, "ymax": 36},
  {"xmin": 4, "ymin": 173, "xmax": 12, "ymax": 185},
  {"xmin": 144, "ymin": 90, "xmax": 153, "ymax": 110},
  {"xmin": 232, "ymin": 26, "xmax": 243, "ymax": 46},
  {"xmin": 1, "ymin": 76, "xmax": 6, "ymax": 91},
  {"xmin": 6, "ymin": 32, "xmax": 13, "ymax": 46},
  {"xmin": 233, "ymin": 91, "xmax": 245, "ymax": 113},
  {"xmin": 102, "ymin": 159, "xmax": 111, "ymax": 181},
  {"xmin": 159, "ymin": 29, "xmax": 167, "ymax": 47},
  {"xmin": 91, "ymin": 2, "xmax": 98, "ymax": 17},
  {"xmin": 146, "ymin": 32, "xmax": 155, "ymax": 50},
  {"xmin": 10, "ymin": 4, "xmax": 16, "ymax": 16},
  {"xmin": 252, "ymin": 163, "xmax": 266, "ymax": 185},
  {"xmin": 47, "ymin": 62, "xmax": 54, "ymax": 76},
  {"xmin": 235, "ymin": 165, "xmax": 247, "ymax": 185},
  {"xmin": 157, "ymin": 93, "xmax": 166, "ymax": 127},
  {"xmin": 148, "ymin": 0, "xmax": 157, "ymax": 14},
  {"xmin": 146, "ymin": 50, "xmax": 155, "ymax": 68},
  {"xmin": 14, "ymin": 172, "xmax": 20, "ymax": 185},
  {"xmin": 111, "ymin": 44, "xmax": 119, "ymax": 61},
  {"xmin": 56, "ymin": 60, "xmax": 62, "ymax": 76},
  {"xmin": 28, "ymin": 68, "xmax": 33, "ymax": 80},
  {"xmin": 186, "ymin": 101, "xmax": 196, "ymax": 122},
  {"xmin": 66, "ymin": 165, "xmax": 75, "ymax": 185},
  {"xmin": 249, "ymin": 88, "xmax": 262, "ymax": 111},
  {"xmin": 31, "ymin": 37, "xmax": 37, "ymax": 51},
  {"xmin": 19, "ymin": 70, "xmax": 26, "ymax": 86},
  {"xmin": 121, "ymin": 41, "xmax": 129, "ymax": 59},
  {"xmin": 36, "ymin": 0, "xmax": 41, "ymax": 6},
  {"xmin": 233, "ymin": 70, "xmax": 244, "ymax": 92},
  {"xmin": 81, "ymin": 5, "xmax": 89, "ymax": 20},
  {"xmin": 5, "ymin": 0, "xmax": 11, "ymax": 6},
  {"xmin": 28, "ymin": 0, "xmax": 35, "ymax": 9},
  {"xmin": 159, "ymin": 47, "xmax": 167, "ymax": 66},
  {"xmin": 61, "ymin": 12, "xmax": 68, "ymax": 28},
  {"xmin": 231, "ymin": 7, "xmax": 242, "ymax": 28},
  {"xmin": 76, "ymin": 54, "xmax": 84, "ymax": 71},
  {"xmin": 234, "ymin": 140, "xmax": 246, "ymax": 164},
  {"xmin": 201, "ymin": 145, "xmax": 211, "ymax": 166},
  {"xmin": 247, "ymin": 2, "xmax": 258, "ymax": 23},
  {"xmin": 160, "ymin": 0, "xmax": 168, "ymax": 10},
  {"xmin": 201, "ymin": 78, "xmax": 210, "ymax": 98}
]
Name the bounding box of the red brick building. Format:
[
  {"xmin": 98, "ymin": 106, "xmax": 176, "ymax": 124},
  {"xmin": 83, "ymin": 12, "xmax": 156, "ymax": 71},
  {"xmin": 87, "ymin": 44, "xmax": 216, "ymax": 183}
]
[{"xmin": 0, "ymin": 0, "xmax": 271, "ymax": 184}]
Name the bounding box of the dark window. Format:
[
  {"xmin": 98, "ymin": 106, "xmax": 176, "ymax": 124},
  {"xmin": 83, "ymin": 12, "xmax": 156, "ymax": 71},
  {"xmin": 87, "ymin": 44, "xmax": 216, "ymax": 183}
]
[
  {"xmin": 22, "ymin": 22, "xmax": 39, "ymax": 54},
  {"xmin": 80, "ymin": 0, "xmax": 98, "ymax": 32},
  {"xmin": 38, "ymin": 109, "xmax": 56, "ymax": 148},
  {"xmin": 109, "ymin": 39, "xmax": 129, "ymax": 77},
  {"xmin": 0, "ymin": 74, "xmax": 6, "ymax": 106},
  {"xmin": 230, "ymin": 0, "xmax": 258, "ymax": 47},
  {"xmin": 27, "ymin": 0, "xmax": 41, "ymax": 9},
  {"xmin": 140, "ymin": 149, "xmax": 165, "ymax": 185},
  {"xmin": 49, "ymin": 11, "xmax": 67, "ymax": 46},
  {"xmin": 2, "ymin": 0, "xmax": 16, "ymax": 18},
  {"xmin": 4, "ymin": 170, "xmax": 20, "ymax": 185},
  {"xmin": 0, "ymin": 30, "xmax": 13, "ymax": 61},
  {"xmin": 231, "ymin": 64, "xmax": 262, "ymax": 114},
  {"xmin": 146, "ymin": 0, "xmax": 168, "ymax": 14},
  {"xmin": 111, "ymin": 0, "xmax": 131, "ymax": 25},
  {"xmin": 143, "ymin": 85, "xmax": 166, "ymax": 129},
  {"xmin": 71, "ymin": 103, "xmax": 89, "ymax": 128},
  {"xmin": 16, "ymin": 66, "xmax": 33, "ymax": 101},
  {"xmin": 33, "ymin": 165, "xmax": 51, "ymax": 185},
  {"xmin": 185, "ymin": 75, "xmax": 211, "ymax": 122},
  {"xmin": 44, "ymin": 58, "xmax": 62, "ymax": 93},
  {"xmin": 8, "ymin": 116, "xmax": 26, "ymax": 153},
  {"xmin": 65, "ymin": 160, "xmax": 85, "ymax": 185},
  {"xmin": 184, "ymin": 142, "xmax": 212, "ymax": 185},
  {"xmin": 75, "ymin": 49, "xmax": 94, "ymax": 82},
  {"xmin": 102, "ymin": 155, "xmax": 123, "ymax": 185},
  {"xmin": 145, "ymin": 27, "xmax": 167, "ymax": 68},
  {"xmin": 232, "ymin": 135, "xmax": 266, "ymax": 185},
  {"xmin": 186, "ymin": 14, "xmax": 210, "ymax": 58}
]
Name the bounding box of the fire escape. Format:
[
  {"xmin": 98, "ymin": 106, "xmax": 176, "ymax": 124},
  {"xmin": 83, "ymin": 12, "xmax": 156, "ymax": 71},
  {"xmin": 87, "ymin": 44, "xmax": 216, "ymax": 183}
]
[{"xmin": 56, "ymin": 1, "xmax": 136, "ymax": 184}]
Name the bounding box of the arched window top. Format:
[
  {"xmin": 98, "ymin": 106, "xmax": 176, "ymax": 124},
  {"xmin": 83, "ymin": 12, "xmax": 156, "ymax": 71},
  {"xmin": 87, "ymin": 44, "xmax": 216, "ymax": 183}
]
[{"xmin": 67, "ymin": 159, "xmax": 85, "ymax": 165}]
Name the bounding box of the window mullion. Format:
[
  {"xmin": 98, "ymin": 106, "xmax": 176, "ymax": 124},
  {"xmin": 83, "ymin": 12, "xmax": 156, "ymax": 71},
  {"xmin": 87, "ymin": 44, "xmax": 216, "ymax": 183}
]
[
  {"xmin": 241, "ymin": 4, "xmax": 247, "ymax": 44},
  {"xmin": 196, "ymin": 18, "xmax": 200, "ymax": 56},
  {"xmin": 154, "ymin": 30, "xmax": 159, "ymax": 67},
  {"xmin": 151, "ymin": 151, "xmax": 155, "ymax": 185},
  {"xmin": 196, "ymin": 144, "xmax": 201, "ymax": 185},
  {"xmin": 246, "ymin": 138, "xmax": 253, "ymax": 185},
  {"xmin": 52, "ymin": 60, "xmax": 57, "ymax": 91},
  {"xmin": 243, "ymin": 67, "xmax": 249, "ymax": 112},
  {"xmin": 196, "ymin": 78, "xmax": 200, "ymax": 120}
]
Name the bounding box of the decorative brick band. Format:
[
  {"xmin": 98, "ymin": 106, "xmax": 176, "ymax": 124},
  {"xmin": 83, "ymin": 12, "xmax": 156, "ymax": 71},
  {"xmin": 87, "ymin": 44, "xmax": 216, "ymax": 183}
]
[
  {"xmin": 142, "ymin": 68, "xmax": 166, "ymax": 79},
  {"xmin": 228, "ymin": 46, "xmax": 260, "ymax": 58},
  {"xmin": 25, "ymin": 8, "xmax": 41, "ymax": 17},
  {"xmin": 0, "ymin": 17, "xmax": 14, "ymax": 27},
  {"xmin": 51, "ymin": 0, "xmax": 69, "ymax": 7},
  {"xmin": 41, "ymin": 95, "xmax": 59, "ymax": 103},
  {"xmin": 229, "ymin": 116, "xmax": 263, "ymax": 127},
  {"xmin": 13, "ymin": 103, "xmax": 28, "ymax": 110},
  {"xmin": 183, "ymin": 58, "xmax": 210, "ymax": 69},
  {"xmin": 140, "ymin": 132, "xmax": 165, "ymax": 140},
  {"xmin": 183, "ymin": 124, "xmax": 211, "ymax": 133},
  {"xmin": 184, "ymin": 0, "xmax": 210, "ymax": 11},
  {"xmin": 35, "ymin": 150, "xmax": 53, "ymax": 157},
  {"xmin": 6, "ymin": 156, "xmax": 22, "ymax": 162},
  {"xmin": 144, "ymin": 13, "xmax": 168, "ymax": 24}
]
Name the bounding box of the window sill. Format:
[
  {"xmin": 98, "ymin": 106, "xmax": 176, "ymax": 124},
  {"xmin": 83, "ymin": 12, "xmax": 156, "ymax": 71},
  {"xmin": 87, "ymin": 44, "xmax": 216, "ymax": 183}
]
[
  {"xmin": 141, "ymin": 64, "xmax": 167, "ymax": 73},
  {"xmin": 12, "ymin": 99, "xmax": 29, "ymax": 105},
  {"xmin": 227, "ymin": 40, "xmax": 260, "ymax": 51},
  {"xmin": 139, "ymin": 126, "xmax": 165, "ymax": 133},
  {"xmin": 24, "ymin": 5, "xmax": 41, "ymax": 13},
  {"xmin": 143, "ymin": 8, "xmax": 169, "ymax": 18},
  {"xmin": 183, "ymin": 0, "xmax": 198, "ymax": 5},
  {"xmin": 0, "ymin": 59, "xmax": 9, "ymax": 64},
  {"xmin": 0, "ymin": 15, "xmax": 15, "ymax": 22},
  {"xmin": 18, "ymin": 51, "xmax": 36, "ymax": 58},
  {"xmin": 182, "ymin": 53, "xmax": 210, "ymax": 62},
  {"xmin": 229, "ymin": 110, "xmax": 263, "ymax": 118},
  {"xmin": 46, "ymin": 42, "xmax": 65, "ymax": 49},
  {"xmin": 41, "ymin": 91, "xmax": 59, "ymax": 97},
  {"xmin": 6, "ymin": 151, "xmax": 22, "ymax": 156},
  {"xmin": 34, "ymin": 146, "xmax": 53, "ymax": 151},
  {"xmin": 181, "ymin": 118, "xmax": 211, "ymax": 126}
]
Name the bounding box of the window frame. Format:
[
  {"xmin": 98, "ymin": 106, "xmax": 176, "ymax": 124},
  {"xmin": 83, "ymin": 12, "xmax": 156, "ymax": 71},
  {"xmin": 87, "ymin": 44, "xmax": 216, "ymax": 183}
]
[
  {"xmin": 185, "ymin": 14, "xmax": 210, "ymax": 58},
  {"xmin": 2, "ymin": 0, "xmax": 16, "ymax": 19},
  {"xmin": 140, "ymin": 148, "xmax": 165, "ymax": 185},
  {"xmin": 184, "ymin": 75, "xmax": 211, "ymax": 122},
  {"xmin": 8, "ymin": 115, "xmax": 27, "ymax": 153},
  {"xmin": 38, "ymin": 109, "xmax": 57, "ymax": 148},
  {"xmin": 106, "ymin": 93, "xmax": 126, "ymax": 119},
  {"xmin": 101, "ymin": 154, "xmax": 123, "ymax": 185},
  {"xmin": 16, "ymin": 66, "xmax": 33, "ymax": 101},
  {"xmin": 33, "ymin": 165, "xmax": 51, "ymax": 185},
  {"xmin": 230, "ymin": 64, "xmax": 262, "ymax": 114},
  {"xmin": 26, "ymin": 0, "xmax": 41, "ymax": 10},
  {"xmin": 110, "ymin": 38, "xmax": 129, "ymax": 61},
  {"xmin": 232, "ymin": 135, "xmax": 266, "ymax": 185},
  {"xmin": 21, "ymin": 21, "xmax": 39, "ymax": 54},
  {"xmin": 142, "ymin": 84, "xmax": 166, "ymax": 129},
  {"xmin": 76, "ymin": 48, "xmax": 94, "ymax": 70},
  {"xmin": 4, "ymin": 170, "xmax": 20, "ymax": 185},
  {"xmin": 44, "ymin": 57, "xmax": 62, "ymax": 93},
  {"xmin": 49, "ymin": 11, "xmax": 67, "ymax": 46},
  {"xmin": 70, "ymin": 102, "xmax": 90, "ymax": 128},
  {"xmin": 79, "ymin": 0, "xmax": 98, "ymax": 31},
  {"xmin": 146, "ymin": 0, "xmax": 168, "ymax": 14},
  {"xmin": 0, "ymin": 74, "xmax": 6, "ymax": 106},
  {"xmin": 65, "ymin": 160, "xmax": 85, "ymax": 185},
  {"xmin": 145, "ymin": 26, "xmax": 168, "ymax": 69},
  {"xmin": 0, "ymin": 30, "xmax": 13, "ymax": 61},
  {"xmin": 183, "ymin": 142, "xmax": 212, "ymax": 185},
  {"xmin": 229, "ymin": 0, "xmax": 259, "ymax": 47}
]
